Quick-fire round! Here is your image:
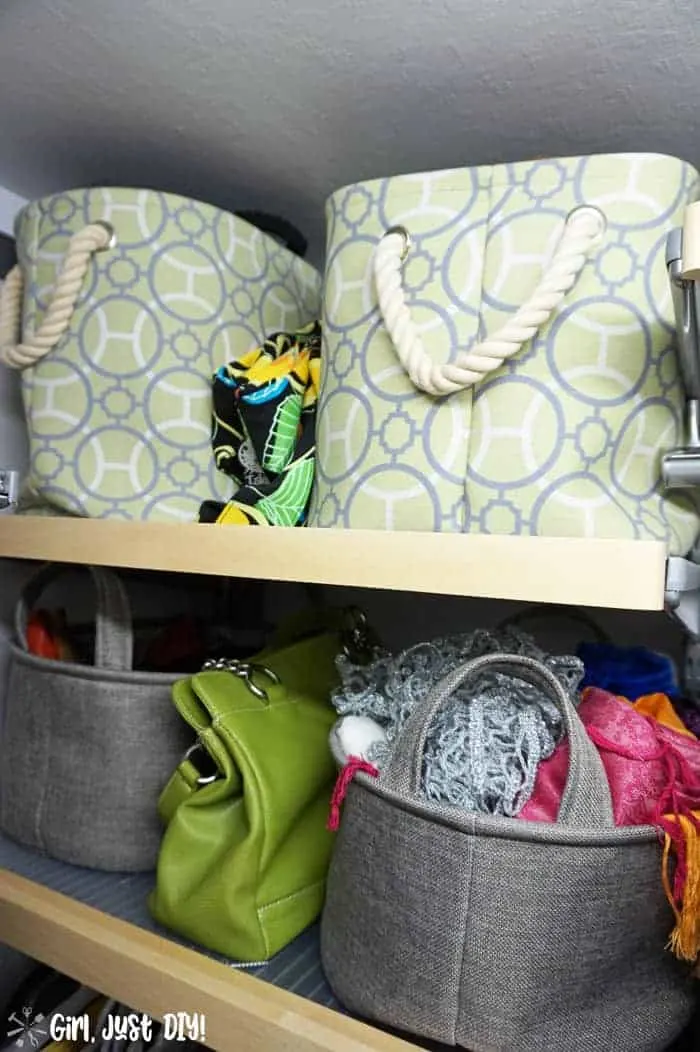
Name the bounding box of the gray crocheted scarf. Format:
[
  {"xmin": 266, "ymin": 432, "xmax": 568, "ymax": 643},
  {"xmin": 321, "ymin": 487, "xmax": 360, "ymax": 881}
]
[{"xmin": 331, "ymin": 627, "xmax": 583, "ymax": 817}]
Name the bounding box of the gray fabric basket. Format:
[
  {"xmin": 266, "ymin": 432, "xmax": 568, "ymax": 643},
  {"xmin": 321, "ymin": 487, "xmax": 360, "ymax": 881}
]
[
  {"xmin": 0, "ymin": 563, "xmax": 192, "ymax": 871},
  {"xmin": 321, "ymin": 653, "xmax": 698, "ymax": 1052}
]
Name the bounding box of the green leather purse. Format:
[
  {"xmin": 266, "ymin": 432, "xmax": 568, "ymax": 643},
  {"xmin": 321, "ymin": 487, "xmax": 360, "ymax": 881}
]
[{"xmin": 149, "ymin": 608, "xmax": 379, "ymax": 962}]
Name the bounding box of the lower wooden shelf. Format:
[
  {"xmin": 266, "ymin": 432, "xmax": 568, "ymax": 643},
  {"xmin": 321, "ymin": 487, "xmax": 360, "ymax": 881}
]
[{"xmin": 0, "ymin": 837, "xmax": 415, "ymax": 1052}]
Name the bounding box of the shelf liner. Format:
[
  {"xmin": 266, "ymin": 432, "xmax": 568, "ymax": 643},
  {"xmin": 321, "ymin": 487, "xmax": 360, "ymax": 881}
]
[{"xmin": 0, "ymin": 834, "xmax": 338, "ymax": 1009}]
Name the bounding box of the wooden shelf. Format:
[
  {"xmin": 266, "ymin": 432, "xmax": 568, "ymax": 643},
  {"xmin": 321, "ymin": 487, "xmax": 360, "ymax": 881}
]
[
  {"xmin": 0, "ymin": 867, "xmax": 415, "ymax": 1052},
  {"xmin": 0, "ymin": 517, "xmax": 668, "ymax": 610}
]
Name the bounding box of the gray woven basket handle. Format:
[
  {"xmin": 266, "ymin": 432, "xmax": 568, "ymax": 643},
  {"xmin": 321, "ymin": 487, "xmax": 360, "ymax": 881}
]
[
  {"xmin": 15, "ymin": 562, "xmax": 134, "ymax": 671},
  {"xmin": 381, "ymin": 652, "xmax": 614, "ymax": 828}
]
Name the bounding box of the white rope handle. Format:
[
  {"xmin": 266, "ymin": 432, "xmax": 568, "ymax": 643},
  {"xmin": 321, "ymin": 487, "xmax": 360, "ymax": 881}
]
[
  {"xmin": 373, "ymin": 205, "xmax": 606, "ymax": 397},
  {"xmin": 0, "ymin": 221, "xmax": 115, "ymax": 370}
]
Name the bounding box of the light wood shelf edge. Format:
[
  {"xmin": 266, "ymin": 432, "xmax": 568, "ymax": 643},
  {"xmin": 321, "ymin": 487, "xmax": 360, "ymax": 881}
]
[
  {"xmin": 0, "ymin": 871, "xmax": 416, "ymax": 1052},
  {"xmin": 0, "ymin": 518, "xmax": 668, "ymax": 610}
]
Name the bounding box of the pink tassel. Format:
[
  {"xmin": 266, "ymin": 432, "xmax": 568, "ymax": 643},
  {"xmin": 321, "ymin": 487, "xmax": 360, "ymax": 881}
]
[{"xmin": 327, "ymin": 756, "xmax": 379, "ymax": 831}]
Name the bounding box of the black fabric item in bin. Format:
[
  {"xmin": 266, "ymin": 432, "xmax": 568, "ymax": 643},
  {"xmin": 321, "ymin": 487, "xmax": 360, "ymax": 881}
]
[{"xmin": 0, "ymin": 234, "xmax": 16, "ymax": 280}]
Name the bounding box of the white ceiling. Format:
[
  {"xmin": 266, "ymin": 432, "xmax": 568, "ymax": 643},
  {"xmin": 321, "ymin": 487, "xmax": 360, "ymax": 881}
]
[{"xmin": 0, "ymin": 0, "xmax": 699, "ymax": 263}]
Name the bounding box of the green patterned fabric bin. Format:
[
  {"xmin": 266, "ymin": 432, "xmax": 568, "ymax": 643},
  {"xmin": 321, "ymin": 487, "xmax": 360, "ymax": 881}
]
[
  {"xmin": 310, "ymin": 153, "xmax": 700, "ymax": 556},
  {"xmin": 10, "ymin": 188, "xmax": 321, "ymax": 521}
]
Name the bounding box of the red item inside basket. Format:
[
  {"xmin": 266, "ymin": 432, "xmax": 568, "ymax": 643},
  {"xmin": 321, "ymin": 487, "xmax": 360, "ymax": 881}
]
[{"xmin": 26, "ymin": 610, "xmax": 75, "ymax": 661}]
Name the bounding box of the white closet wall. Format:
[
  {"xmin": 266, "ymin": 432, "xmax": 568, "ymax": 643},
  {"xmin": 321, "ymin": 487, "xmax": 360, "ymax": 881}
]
[
  {"xmin": 1, "ymin": 1, "xmax": 700, "ymax": 261},
  {"xmin": 0, "ymin": 187, "xmax": 24, "ymax": 236}
]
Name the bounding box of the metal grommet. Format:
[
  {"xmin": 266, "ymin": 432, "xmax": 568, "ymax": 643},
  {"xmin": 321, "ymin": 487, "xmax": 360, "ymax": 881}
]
[
  {"xmin": 94, "ymin": 219, "xmax": 117, "ymax": 250},
  {"xmin": 566, "ymin": 204, "xmax": 607, "ymax": 240},
  {"xmin": 384, "ymin": 225, "xmax": 412, "ymax": 261}
]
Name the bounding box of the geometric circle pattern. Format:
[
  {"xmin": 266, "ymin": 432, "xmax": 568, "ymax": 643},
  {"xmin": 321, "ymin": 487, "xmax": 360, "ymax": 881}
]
[
  {"xmin": 16, "ymin": 187, "xmax": 322, "ymax": 521},
  {"xmin": 310, "ymin": 153, "xmax": 700, "ymax": 555}
]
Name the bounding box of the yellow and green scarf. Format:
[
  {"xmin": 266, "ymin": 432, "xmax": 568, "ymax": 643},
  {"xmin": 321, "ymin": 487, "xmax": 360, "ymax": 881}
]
[{"xmin": 199, "ymin": 321, "xmax": 321, "ymax": 526}]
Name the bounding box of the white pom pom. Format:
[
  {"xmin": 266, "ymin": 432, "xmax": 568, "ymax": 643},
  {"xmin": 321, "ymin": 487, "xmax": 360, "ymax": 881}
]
[{"xmin": 329, "ymin": 715, "xmax": 387, "ymax": 766}]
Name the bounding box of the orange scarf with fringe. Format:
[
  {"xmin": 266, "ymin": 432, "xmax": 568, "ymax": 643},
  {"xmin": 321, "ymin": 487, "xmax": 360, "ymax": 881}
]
[{"xmin": 633, "ymin": 693, "xmax": 700, "ymax": 962}]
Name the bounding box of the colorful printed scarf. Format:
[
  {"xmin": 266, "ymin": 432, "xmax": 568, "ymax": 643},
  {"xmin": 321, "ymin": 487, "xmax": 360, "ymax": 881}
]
[{"xmin": 199, "ymin": 321, "xmax": 321, "ymax": 526}]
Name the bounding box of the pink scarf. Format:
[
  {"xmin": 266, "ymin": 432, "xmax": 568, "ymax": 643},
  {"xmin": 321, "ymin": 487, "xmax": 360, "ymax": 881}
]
[{"xmin": 520, "ymin": 687, "xmax": 700, "ymax": 960}]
